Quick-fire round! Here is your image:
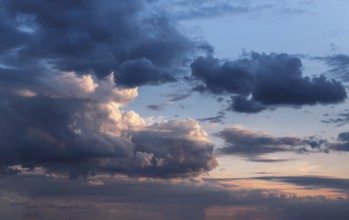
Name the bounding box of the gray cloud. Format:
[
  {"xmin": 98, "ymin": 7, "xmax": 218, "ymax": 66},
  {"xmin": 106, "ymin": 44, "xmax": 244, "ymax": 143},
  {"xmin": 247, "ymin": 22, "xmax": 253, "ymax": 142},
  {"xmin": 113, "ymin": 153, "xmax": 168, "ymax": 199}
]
[
  {"xmin": 152, "ymin": 0, "xmax": 310, "ymax": 20},
  {"xmin": 248, "ymin": 158, "xmax": 292, "ymax": 163},
  {"xmin": 1, "ymin": 174, "xmax": 349, "ymax": 220},
  {"xmin": 107, "ymin": 120, "xmax": 218, "ymax": 178},
  {"xmin": 197, "ymin": 111, "xmax": 227, "ymax": 123},
  {"xmin": 0, "ymin": 0, "xmax": 193, "ymax": 88},
  {"xmin": 230, "ymin": 95, "xmax": 266, "ymax": 113},
  {"xmin": 0, "ymin": 0, "xmax": 220, "ymax": 179},
  {"xmin": 215, "ymin": 127, "xmax": 327, "ymax": 160},
  {"xmin": 147, "ymin": 104, "xmax": 165, "ymax": 111},
  {"xmin": 255, "ymin": 176, "xmax": 349, "ymax": 193},
  {"xmin": 322, "ymin": 110, "xmax": 349, "ymax": 126},
  {"xmin": 215, "ymin": 126, "xmax": 349, "ymax": 159},
  {"xmin": 191, "ymin": 52, "xmax": 347, "ymax": 113},
  {"xmin": 167, "ymin": 92, "xmax": 192, "ymax": 102},
  {"xmin": 0, "ymin": 72, "xmax": 216, "ymax": 178},
  {"xmin": 334, "ymin": 132, "xmax": 349, "ymax": 152},
  {"xmin": 146, "ymin": 92, "xmax": 191, "ymax": 111}
]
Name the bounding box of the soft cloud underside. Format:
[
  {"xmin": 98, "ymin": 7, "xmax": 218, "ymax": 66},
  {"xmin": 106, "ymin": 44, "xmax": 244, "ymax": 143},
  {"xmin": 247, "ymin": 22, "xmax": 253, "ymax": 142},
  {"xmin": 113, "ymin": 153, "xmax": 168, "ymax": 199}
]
[{"xmin": 191, "ymin": 53, "xmax": 347, "ymax": 113}]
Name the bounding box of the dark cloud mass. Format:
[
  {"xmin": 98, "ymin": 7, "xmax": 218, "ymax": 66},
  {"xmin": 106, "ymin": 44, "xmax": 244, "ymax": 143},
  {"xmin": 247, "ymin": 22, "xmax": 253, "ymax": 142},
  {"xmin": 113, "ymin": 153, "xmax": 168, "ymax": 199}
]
[
  {"xmin": 0, "ymin": 0, "xmax": 193, "ymax": 87},
  {"xmin": 191, "ymin": 53, "xmax": 347, "ymax": 113},
  {"xmin": 231, "ymin": 95, "xmax": 266, "ymax": 113},
  {"xmin": 0, "ymin": 65, "xmax": 216, "ymax": 179},
  {"xmin": 0, "ymin": 0, "xmax": 219, "ymax": 178},
  {"xmin": 0, "ymin": 88, "xmax": 216, "ymax": 178}
]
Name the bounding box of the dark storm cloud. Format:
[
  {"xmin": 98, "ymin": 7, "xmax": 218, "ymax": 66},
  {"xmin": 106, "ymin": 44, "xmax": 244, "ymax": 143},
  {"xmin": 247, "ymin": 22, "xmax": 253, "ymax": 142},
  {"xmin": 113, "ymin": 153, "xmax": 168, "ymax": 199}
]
[
  {"xmin": 0, "ymin": 95, "xmax": 127, "ymax": 177},
  {"xmin": 116, "ymin": 58, "xmax": 176, "ymax": 87},
  {"xmin": 230, "ymin": 95, "xmax": 266, "ymax": 113},
  {"xmin": 215, "ymin": 127, "xmax": 327, "ymax": 159},
  {"xmin": 191, "ymin": 52, "xmax": 347, "ymax": 113},
  {"xmin": 0, "ymin": 0, "xmax": 219, "ymax": 179},
  {"xmin": 191, "ymin": 55, "xmax": 254, "ymax": 95},
  {"xmin": 0, "ymin": 0, "xmax": 193, "ymax": 87}
]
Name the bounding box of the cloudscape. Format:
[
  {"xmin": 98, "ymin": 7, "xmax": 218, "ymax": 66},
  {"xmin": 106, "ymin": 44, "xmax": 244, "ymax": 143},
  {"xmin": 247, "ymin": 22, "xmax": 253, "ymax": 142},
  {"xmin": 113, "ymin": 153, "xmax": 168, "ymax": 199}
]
[{"xmin": 0, "ymin": 0, "xmax": 349, "ymax": 219}]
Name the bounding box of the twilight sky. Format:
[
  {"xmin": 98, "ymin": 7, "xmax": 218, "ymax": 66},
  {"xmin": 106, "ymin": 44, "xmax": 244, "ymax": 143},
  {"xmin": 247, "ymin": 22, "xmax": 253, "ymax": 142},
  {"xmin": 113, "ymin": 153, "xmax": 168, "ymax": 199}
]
[{"xmin": 1, "ymin": 0, "xmax": 349, "ymax": 219}]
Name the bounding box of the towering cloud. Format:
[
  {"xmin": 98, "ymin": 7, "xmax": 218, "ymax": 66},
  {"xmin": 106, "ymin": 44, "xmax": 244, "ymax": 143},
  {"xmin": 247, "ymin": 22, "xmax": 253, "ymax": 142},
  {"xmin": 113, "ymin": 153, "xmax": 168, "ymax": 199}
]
[
  {"xmin": 0, "ymin": 0, "xmax": 218, "ymax": 178},
  {"xmin": 0, "ymin": 72, "xmax": 216, "ymax": 178},
  {"xmin": 191, "ymin": 52, "xmax": 347, "ymax": 113}
]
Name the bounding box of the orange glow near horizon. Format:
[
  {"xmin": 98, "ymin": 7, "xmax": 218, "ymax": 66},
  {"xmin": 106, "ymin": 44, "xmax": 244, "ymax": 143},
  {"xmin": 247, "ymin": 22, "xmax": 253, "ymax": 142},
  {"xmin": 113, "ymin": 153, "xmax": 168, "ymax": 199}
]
[{"xmin": 210, "ymin": 178, "xmax": 348, "ymax": 199}]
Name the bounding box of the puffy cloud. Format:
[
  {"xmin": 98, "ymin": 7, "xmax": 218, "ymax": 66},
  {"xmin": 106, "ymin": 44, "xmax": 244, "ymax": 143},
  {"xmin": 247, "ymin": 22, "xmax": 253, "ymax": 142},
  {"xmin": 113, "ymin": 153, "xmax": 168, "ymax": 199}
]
[
  {"xmin": 0, "ymin": 0, "xmax": 193, "ymax": 87},
  {"xmin": 231, "ymin": 96, "xmax": 266, "ymax": 113},
  {"xmin": 0, "ymin": 0, "xmax": 218, "ymax": 179},
  {"xmin": 191, "ymin": 52, "xmax": 347, "ymax": 113},
  {"xmin": 125, "ymin": 120, "xmax": 217, "ymax": 177},
  {"xmin": 0, "ymin": 72, "xmax": 216, "ymax": 178},
  {"xmin": 115, "ymin": 58, "xmax": 176, "ymax": 87}
]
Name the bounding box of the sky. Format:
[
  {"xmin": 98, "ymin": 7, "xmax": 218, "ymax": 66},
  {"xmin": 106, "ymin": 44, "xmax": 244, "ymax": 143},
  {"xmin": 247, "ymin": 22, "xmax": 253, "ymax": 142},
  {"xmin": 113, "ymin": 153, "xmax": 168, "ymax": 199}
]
[{"xmin": 0, "ymin": 0, "xmax": 349, "ymax": 219}]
